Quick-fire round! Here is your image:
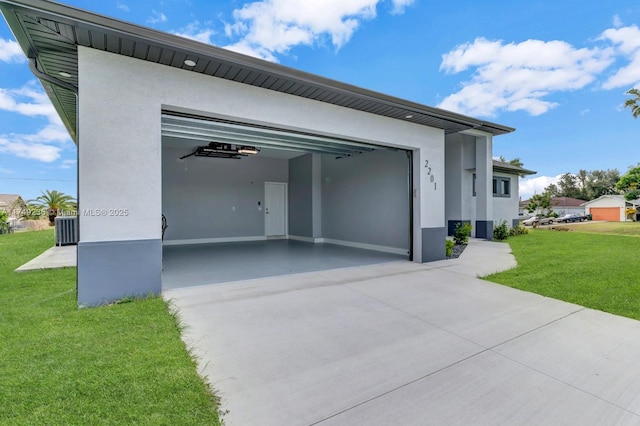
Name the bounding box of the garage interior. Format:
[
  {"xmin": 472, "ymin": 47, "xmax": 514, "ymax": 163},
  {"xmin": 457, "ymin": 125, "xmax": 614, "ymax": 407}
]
[{"xmin": 161, "ymin": 112, "xmax": 412, "ymax": 289}]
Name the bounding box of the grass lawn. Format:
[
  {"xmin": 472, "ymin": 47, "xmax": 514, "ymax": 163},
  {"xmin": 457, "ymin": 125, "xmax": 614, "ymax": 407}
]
[
  {"xmin": 556, "ymin": 221, "xmax": 640, "ymax": 236},
  {"xmin": 486, "ymin": 229, "xmax": 640, "ymax": 321},
  {"xmin": 0, "ymin": 230, "xmax": 222, "ymax": 425}
]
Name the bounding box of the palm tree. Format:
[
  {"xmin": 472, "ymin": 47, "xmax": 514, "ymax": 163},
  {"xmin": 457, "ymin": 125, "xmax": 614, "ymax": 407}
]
[
  {"xmin": 29, "ymin": 190, "xmax": 76, "ymax": 226},
  {"xmin": 625, "ymin": 88, "xmax": 640, "ymax": 118}
]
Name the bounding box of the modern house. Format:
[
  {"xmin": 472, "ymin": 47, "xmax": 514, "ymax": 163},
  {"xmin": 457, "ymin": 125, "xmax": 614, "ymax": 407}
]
[
  {"xmin": 2, "ymin": 0, "xmax": 522, "ymax": 306},
  {"xmin": 582, "ymin": 195, "xmax": 640, "ymax": 222}
]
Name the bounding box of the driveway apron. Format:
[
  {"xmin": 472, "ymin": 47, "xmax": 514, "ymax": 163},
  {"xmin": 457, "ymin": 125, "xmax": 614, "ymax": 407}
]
[{"xmin": 164, "ymin": 240, "xmax": 640, "ymax": 426}]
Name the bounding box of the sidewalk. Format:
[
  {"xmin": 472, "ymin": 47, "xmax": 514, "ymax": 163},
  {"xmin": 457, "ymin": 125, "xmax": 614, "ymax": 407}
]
[{"xmin": 15, "ymin": 245, "xmax": 77, "ymax": 272}]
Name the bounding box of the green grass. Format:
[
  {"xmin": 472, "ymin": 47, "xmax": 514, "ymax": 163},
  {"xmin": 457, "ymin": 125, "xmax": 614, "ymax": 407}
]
[
  {"xmin": 557, "ymin": 221, "xmax": 640, "ymax": 236},
  {"xmin": 0, "ymin": 230, "xmax": 222, "ymax": 425},
  {"xmin": 486, "ymin": 230, "xmax": 640, "ymax": 320}
]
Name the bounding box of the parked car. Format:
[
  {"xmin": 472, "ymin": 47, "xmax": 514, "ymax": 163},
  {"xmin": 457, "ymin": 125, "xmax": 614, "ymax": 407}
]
[
  {"xmin": 522, "ymin": 215, "xmax": 555, "ymax": 226},
  {"xmin": 556, "ymin": 213, "xmax": 587, "ymax": 223}
]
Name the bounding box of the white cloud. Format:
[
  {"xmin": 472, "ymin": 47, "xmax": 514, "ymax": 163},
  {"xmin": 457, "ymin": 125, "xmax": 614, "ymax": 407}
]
[
  {"xmin": 438, "ymin": 37, "xmax": 615, "ymax": 117},
  {"xmin": 147, "ymin": 10, "xmax": 167, "ymax": 24},
  {"xmin": 0, "ymin": 82, "xmax": 71, "ymax": 163},
  {"xmin": 519, "ymin": 175, "xmax": 561, "ymax": 200},
  {"xmin": 0, "ymin": 38, "xmax": 25, "ymax": 63},
  {"xmin": 171, "ymin": 21, "xmax": 216, "ymax": 44},
  {"xmin": 222, "ymin": 0, "xmax": 413, "ymax": 60},
  {"xmin": 613, "ymin": 15, "xmax": 623, "ymax": 28},
  {"xmin": 390, "ymin": 0, "xmax": 414, "ymax": 14},
  {"xmin": 60, "ymin": 159, "xmax": 77, "ymax": 169},
  {"xmin": 0, "ymin": 138, "xmax": 61, "ymax": 162},
  {"xmin": 599, "ymin": 25, "xmax": 640, "ymax": 89},
  {"xmin": 116, "ymin": 2, "xmax": 129, "ymax": 12}
]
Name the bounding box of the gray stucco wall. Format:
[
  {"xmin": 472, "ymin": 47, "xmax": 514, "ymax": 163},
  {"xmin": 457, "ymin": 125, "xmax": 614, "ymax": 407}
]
[
  {"xmin": 77, "ymin": 239, "xmax": 162, "ymax": 307},
  {"xmin": 321, "ymin": 150, "xmax": 409, "ymax": 250},
  {"xmin": 288, "ymin": 154, "xmax": 313, "ymax": 238},
  {"xmin": 162, "ymin": 144, "xmax": 288, "ymax": 241}
]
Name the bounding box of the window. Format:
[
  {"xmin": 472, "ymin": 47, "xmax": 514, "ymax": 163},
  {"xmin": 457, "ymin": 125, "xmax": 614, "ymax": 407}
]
[
  {"xmin": 472, "ymin": 173, "xmax": 476, "ymax": 196},
  {"xmin": 501, "ymin": 179, "xmax": 510, "ymax": 196},
  {"xmin": 474, "ymin": 175, "xmax": 511, "ymax": 198},
  {"xmin": 494, "ymin": 177, "xmax": 511, "ymax": 198}
]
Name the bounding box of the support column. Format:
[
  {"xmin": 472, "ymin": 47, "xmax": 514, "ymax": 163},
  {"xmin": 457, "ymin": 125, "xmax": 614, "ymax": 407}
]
[
  {"xmin": 475, "ymin": 135, "xmax": 493, "ymax": 239},
  {"xmin": 77, "ymin": 46, "xmax": 162, "ymax": 307},
  {"xmin": 414, "ymin": 136, "xmax": 446, "ymax": 262}
]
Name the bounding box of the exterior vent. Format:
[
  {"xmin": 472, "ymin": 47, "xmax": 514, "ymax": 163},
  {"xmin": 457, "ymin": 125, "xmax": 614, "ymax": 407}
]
[{"xmin": 55, "ymin": 216, "xmax": 78, "ymax": 246}]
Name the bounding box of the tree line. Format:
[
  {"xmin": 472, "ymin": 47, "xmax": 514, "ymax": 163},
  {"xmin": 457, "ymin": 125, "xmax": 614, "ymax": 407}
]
[{"xmin": 538, "ymin": 165, "xmax": 640, "ymax": 202}]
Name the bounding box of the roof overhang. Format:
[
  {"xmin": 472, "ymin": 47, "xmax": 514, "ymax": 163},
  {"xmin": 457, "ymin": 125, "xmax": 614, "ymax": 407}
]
[
  {"xmin": 492, "ymin": 160, "xmax": 536, "ymax": 176},
  {"xmin": 0, "ymin": 0, "xmax": 515, "ymax": 145}
]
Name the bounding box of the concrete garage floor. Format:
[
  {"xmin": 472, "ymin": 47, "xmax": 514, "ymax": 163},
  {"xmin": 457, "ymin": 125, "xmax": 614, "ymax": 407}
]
[
  {"xmin": 162, "ymin": 240, "xmax": 407, "ymax": 289},
  {"xmin": 165, "ymin": 240, "xmax": 640, "ymax": 426}
]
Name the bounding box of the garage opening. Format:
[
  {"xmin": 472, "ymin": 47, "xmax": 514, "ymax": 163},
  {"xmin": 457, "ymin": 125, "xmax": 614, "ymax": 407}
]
[{"xmin": 160, "ymin": 112, "xmax": 412, "ymax": 288}]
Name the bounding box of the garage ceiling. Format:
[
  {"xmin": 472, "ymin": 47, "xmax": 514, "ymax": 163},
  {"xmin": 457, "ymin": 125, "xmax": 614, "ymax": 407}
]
[{"xmin": 161, "ymin": 113, "xmax": 396, "ymax": 158}]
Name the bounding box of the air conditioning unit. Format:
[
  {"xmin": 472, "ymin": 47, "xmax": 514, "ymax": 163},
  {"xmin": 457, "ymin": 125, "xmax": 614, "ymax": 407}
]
[{"xmin": 55, "ymin": 216, "xmax": 78, "ymax": 246}]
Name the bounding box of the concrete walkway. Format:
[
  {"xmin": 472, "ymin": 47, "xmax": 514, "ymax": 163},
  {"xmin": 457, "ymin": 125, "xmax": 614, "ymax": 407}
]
[
  {"xmin": 15, "ymin": 245, "xmax": 77, "ymax": 272},
  {"xmin": 165, "ymin": 240, "xmax": 640, "ymax": 425}
]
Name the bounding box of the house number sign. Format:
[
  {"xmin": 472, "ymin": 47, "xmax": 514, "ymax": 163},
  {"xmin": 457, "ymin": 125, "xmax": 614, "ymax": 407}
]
[{"xmin": 425, "ymin": 160, "xmax": 437, "ymax": 190}]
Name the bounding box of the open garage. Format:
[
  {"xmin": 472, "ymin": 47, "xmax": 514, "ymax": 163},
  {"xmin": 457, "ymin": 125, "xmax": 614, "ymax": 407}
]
[{"xmin": 160, "ymin": 113, "xmax": 412, "ymax": 288}]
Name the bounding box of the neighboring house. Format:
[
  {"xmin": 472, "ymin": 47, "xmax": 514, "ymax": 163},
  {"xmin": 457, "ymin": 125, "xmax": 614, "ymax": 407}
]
[
  {"xmin": 0, "ymin": 194, "xmax": 26, "ymax": 219},
  {"xmin": 446, "ymin": 152, "xmax": 536, "ymax": 236},
  {"xmin": 1, "ymin": 1, "xmax": 519, "ymax": 306},
  {"xmin": 581, "ymin": 195, "xmax": 640, "ymax": 222},
  {"xmin": 0, "ymin": 194, "xmax": 26, "ymax": 232},
  {"xmin": 519, "ymin": 197, "xmax": 586, "ymax": 217}
]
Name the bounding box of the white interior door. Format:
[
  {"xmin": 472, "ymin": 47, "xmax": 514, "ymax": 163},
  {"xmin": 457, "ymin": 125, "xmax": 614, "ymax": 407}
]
[{"xmin": 265, "ymin": 182, "xmax": 287, "ymax": 236}]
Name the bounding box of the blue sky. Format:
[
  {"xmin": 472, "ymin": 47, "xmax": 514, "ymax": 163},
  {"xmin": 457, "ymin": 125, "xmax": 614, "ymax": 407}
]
[{"xmin": 0, "ymin": 0, "xmax": 639, "ymax": 201}]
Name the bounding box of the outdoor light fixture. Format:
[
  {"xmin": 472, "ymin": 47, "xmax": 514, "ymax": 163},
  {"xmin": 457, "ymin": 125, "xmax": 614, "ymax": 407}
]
[
  {"xmin": 179, "ymin": 143, "xmax": 260, "ymax": 160},
  {"xmin": 183, "ymin": 59, "xmax": 197, "ymax": 67},
  {"xmin": 58, "ymin": 71, "xmax": 72, "ymax": 78}
]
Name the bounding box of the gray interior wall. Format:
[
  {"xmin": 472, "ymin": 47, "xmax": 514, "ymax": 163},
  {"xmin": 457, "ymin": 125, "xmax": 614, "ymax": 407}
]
[
  {"xmin": 321, "ymin": 150, "xmax": 409, "ymax": 249},
  {"xmin": 162, "ymin": 145, "xmax": 288, "ymax": 240},
  {"xmin": 312, "ymin": 154, "xmax": 322, "ymax": 238},
  {"xmin": 288, "ymin": 154, "xmax": 313, "ymax": 238}
]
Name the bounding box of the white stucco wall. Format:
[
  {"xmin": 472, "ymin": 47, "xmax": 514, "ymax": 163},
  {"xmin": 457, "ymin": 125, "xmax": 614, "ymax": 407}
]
[
  {"xmin": 584, "ymin": 197, "xmax": 626, "ymax": 209},
  {"xmin": 492, "ymin": 172, "xmax": 519, "ymax": 226},
  {"xmin": 78, "ymin": 47, "xmax": 445, "ymax": 250}
]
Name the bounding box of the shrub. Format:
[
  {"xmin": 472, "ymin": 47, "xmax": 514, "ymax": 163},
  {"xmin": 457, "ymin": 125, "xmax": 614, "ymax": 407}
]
[
  {"xmin": 453, "ymin": 222, "xmax": 472, "ymax": 245},
  {"xmin": 493, "ymin": 220, "xmax": 509, "ymax": 241},
  {"xmin": 445, "ymin": 239, "xmax": 454, "ymax": 256},
  {"xmin": 509, "ymin": 224, "xmax": 529, "ymax": 236}
]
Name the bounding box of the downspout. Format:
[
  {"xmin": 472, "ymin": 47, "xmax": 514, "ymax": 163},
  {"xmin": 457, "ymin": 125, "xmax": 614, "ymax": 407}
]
[{"xmin": 28, "ymin": 58, "xmax": 78, "ymax": 93}]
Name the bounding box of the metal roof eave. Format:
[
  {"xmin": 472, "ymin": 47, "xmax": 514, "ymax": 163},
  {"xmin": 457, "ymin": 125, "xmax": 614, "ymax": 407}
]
[
  {"xmin": 0, "ymin": 0, "xmax": 515, "ymax": 143},
  {"xmin": 492, "ymin": 162, "xmax": 537, "ymax": 176}
]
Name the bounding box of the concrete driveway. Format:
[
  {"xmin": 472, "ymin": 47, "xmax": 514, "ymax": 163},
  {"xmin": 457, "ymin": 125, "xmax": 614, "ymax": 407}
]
[{"xmin": 165, "ymin": 240, "xmax": 640, "ymax": 425}]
